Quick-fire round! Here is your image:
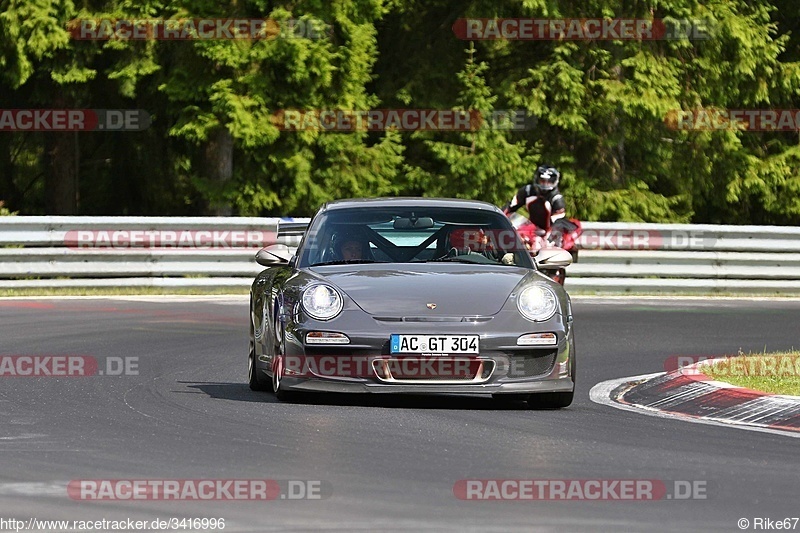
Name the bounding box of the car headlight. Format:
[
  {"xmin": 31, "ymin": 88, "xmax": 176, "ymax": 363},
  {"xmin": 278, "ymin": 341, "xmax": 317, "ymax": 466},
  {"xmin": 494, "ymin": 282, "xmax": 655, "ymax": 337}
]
[
  {"xmin": 516, "ymin": 285, "xmax": 558, "ymax": 322},
  {"xmin": 302, "ymin": 284, "xmax": 343, "ymax": 321}
]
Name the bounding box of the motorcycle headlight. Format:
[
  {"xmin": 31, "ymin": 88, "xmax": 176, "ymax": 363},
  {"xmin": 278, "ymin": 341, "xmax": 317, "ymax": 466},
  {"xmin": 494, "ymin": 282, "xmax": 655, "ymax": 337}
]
[
  {"xmin": 516, "ymin": 285, "xmax": 558, "ymax": 322},
  {"xmin": 302, "ymin": 284, "xmax": 343, "ymax": 321}
]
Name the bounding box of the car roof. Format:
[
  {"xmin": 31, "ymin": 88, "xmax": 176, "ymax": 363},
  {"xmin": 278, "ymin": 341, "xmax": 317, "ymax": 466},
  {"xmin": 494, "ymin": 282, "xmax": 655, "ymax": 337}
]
[{"xmin": 320, "ymin": 197, "xmax": 502, "ymax": 212}]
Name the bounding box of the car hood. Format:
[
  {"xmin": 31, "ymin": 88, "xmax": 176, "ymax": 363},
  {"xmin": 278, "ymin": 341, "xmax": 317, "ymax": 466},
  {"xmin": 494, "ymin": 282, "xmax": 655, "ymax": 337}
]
[{"xmin": 309, "ymin": 263, "xmax": 537, "ymax": 316}]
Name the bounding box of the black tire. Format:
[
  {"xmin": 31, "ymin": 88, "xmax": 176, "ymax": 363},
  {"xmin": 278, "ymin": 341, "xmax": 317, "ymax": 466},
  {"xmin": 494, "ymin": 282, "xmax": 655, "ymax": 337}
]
[
  {"xmin": 272, "ymin": 353, "xmax": 300, "ymax": 402},
  {"xmin": 527, "ymin": 354, "xmax": 575, "ymax": 409},
  {"xmin": 248, "ymin": 336, "xmax": 271, "ymax": 392},
  {"xmin": 275, "ymin": 389, "xmax": 297, "ymax": 402},
  {"xmin": 492, "ymin": 394, "xmax": 530, "ymax": 405},
  {"xmin": 527, "ymin": 391, "xmax": 574, "ymax": 409}
]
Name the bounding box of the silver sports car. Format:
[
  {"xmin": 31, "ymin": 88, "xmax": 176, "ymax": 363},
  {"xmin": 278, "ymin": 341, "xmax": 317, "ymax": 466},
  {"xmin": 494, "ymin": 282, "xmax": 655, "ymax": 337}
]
[{"xmin": 248, "ymin": 197, "xmax": 576, "ymax": 408}]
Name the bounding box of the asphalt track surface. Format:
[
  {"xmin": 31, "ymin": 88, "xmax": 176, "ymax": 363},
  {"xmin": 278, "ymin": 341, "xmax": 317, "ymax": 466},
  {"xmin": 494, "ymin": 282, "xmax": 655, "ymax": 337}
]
[{"xmin": 1, "ymin": 296, "xmax": 799, "ymax": 532}]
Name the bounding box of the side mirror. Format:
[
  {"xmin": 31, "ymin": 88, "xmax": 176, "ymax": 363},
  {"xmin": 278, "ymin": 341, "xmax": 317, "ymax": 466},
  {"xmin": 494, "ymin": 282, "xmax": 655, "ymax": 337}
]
[
  {"xmin": 534, "ymin": 247, "xmax": 573, "ymax": 270},
  {"xmin": 255, "ymin": 244, "xmax": 293, "ymax": 267}
]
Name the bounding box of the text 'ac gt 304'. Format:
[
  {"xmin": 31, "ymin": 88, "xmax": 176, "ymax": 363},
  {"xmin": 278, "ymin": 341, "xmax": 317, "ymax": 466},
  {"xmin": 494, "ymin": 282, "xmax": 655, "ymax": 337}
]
[{"xmin": 248, "ymin": 197, "xmax": 576, "ymax": 408}]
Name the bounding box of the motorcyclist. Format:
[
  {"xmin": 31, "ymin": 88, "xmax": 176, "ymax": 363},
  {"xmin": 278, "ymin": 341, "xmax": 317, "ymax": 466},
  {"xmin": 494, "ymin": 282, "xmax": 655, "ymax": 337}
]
[{"xmin": 502, "ymin": 164, "xmax": 566, "ymax": 232}]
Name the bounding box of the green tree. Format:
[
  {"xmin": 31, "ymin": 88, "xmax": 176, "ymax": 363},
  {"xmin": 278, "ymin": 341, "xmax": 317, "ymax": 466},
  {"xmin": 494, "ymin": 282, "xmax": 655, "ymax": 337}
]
[
  {"xmin": 0, "ymin": 0, "xmax": 97, "ymax": 213},
  {"xmin": 116, "ymin": 1, "xmax": 404, "ymax": 216},
  {"xmin": 404, "ymin": 43, "xmax": 536, "ymax": 206},
  {"xmin": 3, "ymin": 0, "xmax": 800, "ymax": 223}
]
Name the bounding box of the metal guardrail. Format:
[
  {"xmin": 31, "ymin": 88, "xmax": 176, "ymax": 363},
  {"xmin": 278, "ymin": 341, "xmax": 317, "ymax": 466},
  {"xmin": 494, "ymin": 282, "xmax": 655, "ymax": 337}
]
[
  {"xmin": 0, "ymin": 217, "xmax": 799, "ymax": 293},
  {"xmin": 568, "ymin": 222, "xmax": 800, "ymax": 292},
  {"xmin": 0, "ymin": 216, "xmax": 305, "ymax": 289}
]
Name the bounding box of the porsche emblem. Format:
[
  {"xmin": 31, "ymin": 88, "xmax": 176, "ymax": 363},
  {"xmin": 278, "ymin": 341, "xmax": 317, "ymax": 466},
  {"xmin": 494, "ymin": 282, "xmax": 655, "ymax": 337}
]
[{"xmin": 426, "ymin": 303, "xmax": 437, "ymax": 310}]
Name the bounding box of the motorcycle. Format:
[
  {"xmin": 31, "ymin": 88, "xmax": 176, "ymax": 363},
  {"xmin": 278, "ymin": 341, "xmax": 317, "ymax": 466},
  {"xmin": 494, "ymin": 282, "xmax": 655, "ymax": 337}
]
[{"xmin": 507, "ymin": 212, "xmax": 583, "ymax": 285}]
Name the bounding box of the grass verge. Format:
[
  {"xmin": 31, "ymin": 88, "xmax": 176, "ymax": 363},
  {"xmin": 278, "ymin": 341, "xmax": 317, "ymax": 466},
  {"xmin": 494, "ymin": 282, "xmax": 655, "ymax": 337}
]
[{"xmin": 701, "ymin": 350, "xmax": 800, "ymax": 396}]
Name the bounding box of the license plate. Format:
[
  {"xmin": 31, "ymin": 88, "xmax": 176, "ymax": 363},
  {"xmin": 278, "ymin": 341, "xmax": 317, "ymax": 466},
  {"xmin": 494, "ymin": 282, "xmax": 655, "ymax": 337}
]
[{"xmin": 390, "ymin": 334, "xmax": 479, "ymax": 354}]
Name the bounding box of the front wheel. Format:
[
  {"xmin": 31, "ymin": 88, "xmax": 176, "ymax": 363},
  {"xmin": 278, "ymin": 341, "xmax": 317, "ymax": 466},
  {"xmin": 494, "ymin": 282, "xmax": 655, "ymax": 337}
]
[
  {"xmin": 528, "ymin": 353, "xmax": 575, "ymax": 409},
  {"xmin": 248, "ymin": 337, "xmax": 271, "ymax": 392},
  {"xmin": 527, "ymin": 391, "xmax": 573, "ymax": 409},
  {"xmin": 492, "ymin": 393, "xmax": 529, "ymax": 406},
  {"xmin": 272, "ymin": 353, "xmax": 298, "ymax": 402}
]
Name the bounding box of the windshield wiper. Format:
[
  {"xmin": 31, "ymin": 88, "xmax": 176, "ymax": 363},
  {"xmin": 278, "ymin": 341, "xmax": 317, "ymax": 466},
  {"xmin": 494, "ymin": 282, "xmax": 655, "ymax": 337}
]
[
  {"xmin": 416, "ymin": 255, "xmax": 515, "ymax": 266},
  {"xmin": 310, "ymin": 260, "xmax": 377, "ymax": 267},
  {"xmin": 419, "ymin": 256, "xmax": 484, "ymax": 264}
]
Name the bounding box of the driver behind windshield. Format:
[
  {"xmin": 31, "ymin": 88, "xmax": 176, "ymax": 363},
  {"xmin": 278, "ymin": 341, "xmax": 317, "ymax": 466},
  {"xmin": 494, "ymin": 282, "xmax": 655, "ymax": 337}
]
[
  {"xmin": 338, "ymin": 239, "xmax": 363, "ymax": 261},
  {"xmin": 332, "ymin": 229, "xmax": 374, "ymax": 262}
]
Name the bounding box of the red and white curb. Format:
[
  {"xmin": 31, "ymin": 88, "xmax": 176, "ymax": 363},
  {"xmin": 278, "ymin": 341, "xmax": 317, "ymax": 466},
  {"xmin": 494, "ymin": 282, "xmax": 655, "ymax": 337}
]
[{"xmin": 590, "ymin": 363, "xmax": 800, "ymax": 438}]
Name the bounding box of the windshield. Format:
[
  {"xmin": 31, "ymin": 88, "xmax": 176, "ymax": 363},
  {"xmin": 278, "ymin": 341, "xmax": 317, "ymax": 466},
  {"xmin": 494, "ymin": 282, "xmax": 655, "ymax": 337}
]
[{"xmin": 297, "ymin": 205, "xmax": 534, "ymax": 269}]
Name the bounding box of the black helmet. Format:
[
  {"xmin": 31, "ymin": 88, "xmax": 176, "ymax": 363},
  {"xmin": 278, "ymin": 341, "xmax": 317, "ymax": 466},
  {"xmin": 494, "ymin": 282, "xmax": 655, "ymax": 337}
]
[{"xmin": 533, "ymin": 165, "xmax": 560, "ymax": 195}]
